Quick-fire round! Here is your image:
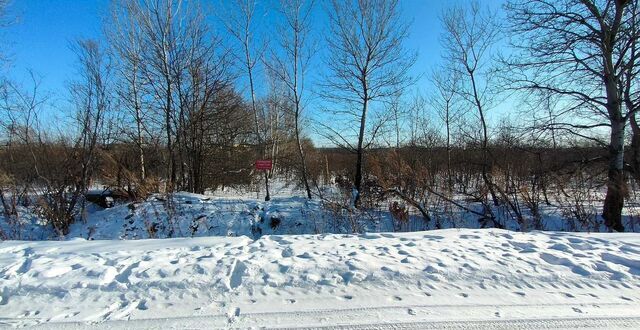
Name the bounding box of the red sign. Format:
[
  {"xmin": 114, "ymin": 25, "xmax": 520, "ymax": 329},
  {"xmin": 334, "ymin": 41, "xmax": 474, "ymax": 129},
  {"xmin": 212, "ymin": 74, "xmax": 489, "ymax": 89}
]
[{"xmin": 255, "ymin": 160, "xmax": 273, "ymax": 170}]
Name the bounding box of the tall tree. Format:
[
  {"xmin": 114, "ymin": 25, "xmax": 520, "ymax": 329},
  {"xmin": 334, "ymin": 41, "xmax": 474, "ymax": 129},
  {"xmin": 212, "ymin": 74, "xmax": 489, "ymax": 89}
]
[
  {"xmin": 219, "ymin": 0, "xmax": 271, "ymax": 201},
  {"xmin": 620, "ymin": 0, "xmax": 640, "ymax": 184},
  {"xmin": 441, "ymin": 1, "xmax": 501, "ymax": 206},
  {"xmin": 66, "ymin": 39, "xmax": 112, "ymax": 232},
  {"xmin": 107, "ymin": 0, "xmax": 148, "ymax": 182},
  {"xmin": 323, "ymin": 0, "xmax": 415, "ymax": 208},
  {"xmin": 506, "ymin": 0, "xmax": 639, "ymax": 231},
  {"xmin": 134, "ymin": 0, "xmax": 183, "ymax": 190},
  {"xmin": 430, "ymin": 64, "xmax": 462, "ymax": 192},
  {"xmin": 265, "ymin": 0, "xmax": 315, "ymax": 199},
  {"xmin": 175, "ymin": 10, "xmax": 232, "ymax": 194}
]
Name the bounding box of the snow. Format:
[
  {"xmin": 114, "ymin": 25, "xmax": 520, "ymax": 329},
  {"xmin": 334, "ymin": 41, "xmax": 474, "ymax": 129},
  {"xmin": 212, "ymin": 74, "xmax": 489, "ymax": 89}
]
[
  {"xmin": 3, "ymin": 176, "xmax": 640, "ymax": 241},
  {"xmin": 1, "ymin": 182, "xmax": 640, "ymax": 327},
  {"xmin": 1, "ymin": 228, "xmax": 639, "ymax": 328}
]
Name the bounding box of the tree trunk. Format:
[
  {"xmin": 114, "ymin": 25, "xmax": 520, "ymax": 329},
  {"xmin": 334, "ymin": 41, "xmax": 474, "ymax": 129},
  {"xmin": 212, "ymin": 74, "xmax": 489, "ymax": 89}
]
[
  {"xmin": 354, "ymin": 98, "xmax": 368, "ymax": 208},
  {"xmin": 295, "ymin": 122, "xmax": 312, "ymax": 199},
  {"xmin": 445, "ymin": 107, "xmax": 453, "ymax": 193},
  {"xmin": 469, "ymin": 70, "xmax": 499, "ymax": 206},
  {"xmin": 131, "ymin": 70, "xmax": 146, "ymax": 182},
  {"xmin": 603, "ymin": 118, "xmax": 626, "ymax": 232},
  {"xmin": 629, "ymin": 111, "xmax": 640, "ymax": 183}
]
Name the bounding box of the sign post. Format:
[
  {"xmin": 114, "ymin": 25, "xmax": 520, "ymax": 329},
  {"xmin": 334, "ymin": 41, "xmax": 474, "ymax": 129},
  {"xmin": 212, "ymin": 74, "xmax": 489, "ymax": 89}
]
[{"xmin": 255, "ymin": 160, "xmax": 272, "ymax": 201}]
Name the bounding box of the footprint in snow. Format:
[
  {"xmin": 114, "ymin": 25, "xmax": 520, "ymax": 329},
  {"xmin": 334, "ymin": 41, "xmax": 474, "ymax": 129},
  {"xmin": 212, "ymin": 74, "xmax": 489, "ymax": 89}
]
[
  {"xmin": 226, "ymin": 307, "xmax": 241, "ymax": 323},
  {"xmin": 136, "ymin": 300, "xmax": 148, "ymax": 311},
  {"xmin": 228, "ymin": 261, "xmax": 248, "ymax": 290},
  {"xmin": 280, "ymin": 248, "xmax": 293, "ymax": 258}
]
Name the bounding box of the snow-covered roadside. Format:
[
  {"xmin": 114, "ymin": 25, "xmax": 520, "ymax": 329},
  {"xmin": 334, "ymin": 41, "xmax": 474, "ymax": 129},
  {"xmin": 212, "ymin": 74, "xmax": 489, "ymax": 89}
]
[
  {"xmin": 5, "ymin": 184, "xmax": 640, "ymax": 242},
  {"xmin": 1, "ymin": 229, "xmax": 639, "ymax": 329}
]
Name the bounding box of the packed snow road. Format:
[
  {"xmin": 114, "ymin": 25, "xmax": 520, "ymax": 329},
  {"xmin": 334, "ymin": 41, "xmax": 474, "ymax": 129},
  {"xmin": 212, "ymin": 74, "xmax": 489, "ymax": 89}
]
[{"xmin": 0, "ymin": 229, "xmax": 639, "ymax": 329}]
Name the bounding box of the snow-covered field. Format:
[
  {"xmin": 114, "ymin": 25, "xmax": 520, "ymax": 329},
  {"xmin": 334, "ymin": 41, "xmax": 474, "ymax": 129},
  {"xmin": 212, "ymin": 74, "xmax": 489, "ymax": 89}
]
[{"xmin": 1, "ymin": 228, "xmax": 639, "ymax": 328}]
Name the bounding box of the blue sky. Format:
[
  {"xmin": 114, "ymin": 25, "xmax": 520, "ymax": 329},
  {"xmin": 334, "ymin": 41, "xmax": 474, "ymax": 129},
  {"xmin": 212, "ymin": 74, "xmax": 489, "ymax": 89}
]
[
  {"xmin": 2, "ymin": 0, "xmax": 507, "ymax": 142},
  {"xmin": 4, "ymin": 0, "xmax": 109, "ymax": 94}
]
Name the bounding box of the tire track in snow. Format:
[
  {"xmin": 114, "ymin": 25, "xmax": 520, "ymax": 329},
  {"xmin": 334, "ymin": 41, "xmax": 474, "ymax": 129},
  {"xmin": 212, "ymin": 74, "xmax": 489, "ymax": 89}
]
[{"xmin": 284, "ymin": 317, "xmax": 640, "ymax": 330}]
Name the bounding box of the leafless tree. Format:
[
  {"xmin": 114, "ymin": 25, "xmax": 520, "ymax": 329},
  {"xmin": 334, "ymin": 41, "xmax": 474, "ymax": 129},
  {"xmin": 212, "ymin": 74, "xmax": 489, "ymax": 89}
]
[
  {"xmin": 260, "ymin": 73, "xmax": 290, "ymax": 178},
  {"xmin": 110, "ymin": 0, "xmax": 228, "ymax": 194},
  {"xmin": 265, "ymin": 0, "xmax": 315, "ymax": 199},
  {"xmin": 505, "ymin": 0, "xmax": 640, "ymax": 231},
  {"xmin": 430, "ymin": 63, "xmax": 462, "ymax": 191},
  {"xmin": 384, "ymin": 94, "xmax": 411, "ymax": 149},
  {"xmin": 22, "ymin": 39, "xmax": 114, "ymax": 235},
  {"xmin": 107, "ymin": 0, "xmax": 148, "ymax": 182},
  {"xmin": 69, "ymin": 39, "xmax": 112, "ymax": 205},
  {"xmin": 406, "ymin": 91, "xmax": 428, "ymax": 146},
  {"xmin": 175, "ymin": 14, "xmax": 233, "ymax": 194},
  {"xmin": 620, "ymin": 0, "xmax": 640, "ymax": 184},
  {"xmin": 323, "ymin": 0, "xmax": 415, "ymax": 208},
  {"xmin": 219, "ymin": 0, "xmax": 271, "ymax": 201},
  {"xmin": 0, "ymin": 0, "xmax": 13, "ymax": 83},
  {"xmin": 441, "ymin": 1, "xmax": 501, "ymax": 206},
  {"xmin": 133, "ymin": 0, "xmax": 189, "ymax": 190},
  {"xmin": 0, "ymin": 72, "xmax": 47, "ymax": 223}
]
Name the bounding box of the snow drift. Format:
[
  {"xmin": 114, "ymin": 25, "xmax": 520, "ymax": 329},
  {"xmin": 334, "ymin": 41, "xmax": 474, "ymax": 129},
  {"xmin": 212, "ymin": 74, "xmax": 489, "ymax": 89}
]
[{"xmin": 0, "ymin": 229, "xmax": 639, "ymax": 328}]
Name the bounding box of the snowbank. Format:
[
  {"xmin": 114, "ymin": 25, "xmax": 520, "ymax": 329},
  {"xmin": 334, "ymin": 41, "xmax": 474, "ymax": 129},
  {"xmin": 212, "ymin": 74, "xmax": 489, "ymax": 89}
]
[{"xmin": 0, "ymin": 229, "xmax": 639, "ymax": 328}]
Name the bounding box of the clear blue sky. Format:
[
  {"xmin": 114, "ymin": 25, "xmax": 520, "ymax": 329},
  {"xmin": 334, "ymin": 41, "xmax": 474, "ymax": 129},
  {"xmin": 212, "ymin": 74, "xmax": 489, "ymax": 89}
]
[
  {"xmin": 2, "ymin": 0, "xmax": 507, "ymax": 141},
  {"xmin": 5, "ymin": 0, "xmax": 109, "ymax": 96}
]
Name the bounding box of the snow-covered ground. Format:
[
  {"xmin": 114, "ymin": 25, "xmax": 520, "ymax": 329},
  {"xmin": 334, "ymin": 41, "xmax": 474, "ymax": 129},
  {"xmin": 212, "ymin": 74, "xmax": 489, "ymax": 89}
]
[
  {"xmin": 7, "ymin": 188, "xmax": 639, "ymax": 242},
  {"xmin": 1, "ymin": 228, "xmax": 639, "ymax": 328}
]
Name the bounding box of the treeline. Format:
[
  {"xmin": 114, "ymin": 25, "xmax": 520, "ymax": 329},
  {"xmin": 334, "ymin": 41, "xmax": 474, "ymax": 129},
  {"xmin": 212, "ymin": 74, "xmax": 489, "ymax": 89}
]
[{"xmin": 1, "ymin": 0, "xmax": 640, "ymax": 235}]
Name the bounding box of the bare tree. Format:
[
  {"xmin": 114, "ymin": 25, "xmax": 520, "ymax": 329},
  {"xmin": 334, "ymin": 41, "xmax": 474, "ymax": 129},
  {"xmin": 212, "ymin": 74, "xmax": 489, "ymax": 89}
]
[
  {"xmin": 430, "ymin": 64, "xmax": 462, "ymax": 192},
  {"xmin": 25, "ymin": 39, "xmax": 114, "ymax": 235},
  {"xmin": 441, "ymin": 1, "xmax": 501, "ymax": 206},
  {"xmin": 69, "ymin": 39, "xmax": 112, "ymax": 203},
  {"xmin": 385, "ymin": 94, "xmax": 410, "ymax": 149},
  {"xmin": 107, "ymin": 0, "xmax": 148, "ymax": 182},
  {"xmin": 175, "ymin": 12, "xmax": 233, "ymax": 194},
  {"xmin": 505, "ymin": 0, "xmax": 639, "ymax": 231},
  {"xmin": 323, "ymin": 0, "xmax": 415, "ymax": 208},
  {"xmin": 406, "ymin": 91, "xmax": 428, "ymax": 146},
  {"xmin": 219, "ymin": 0, "xmax": 271, "ymax": 201},
  {"xmin": 133, "ymin": 0, "xmax": 186, "ymax": 190},
  {"xmin": 620, "ymin": 0, "xmax": 640, "ymax": 184},
  {"xmin": 265, "ymin": 0, "xmax": 315, "ymax": 199},
  {"xmin": 0, "ymin": 0, "xmax": 13, "ymax": 81},
  {"xmin": 0, "ymin": 72, "xmax": 47, "ymax": 223}
]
